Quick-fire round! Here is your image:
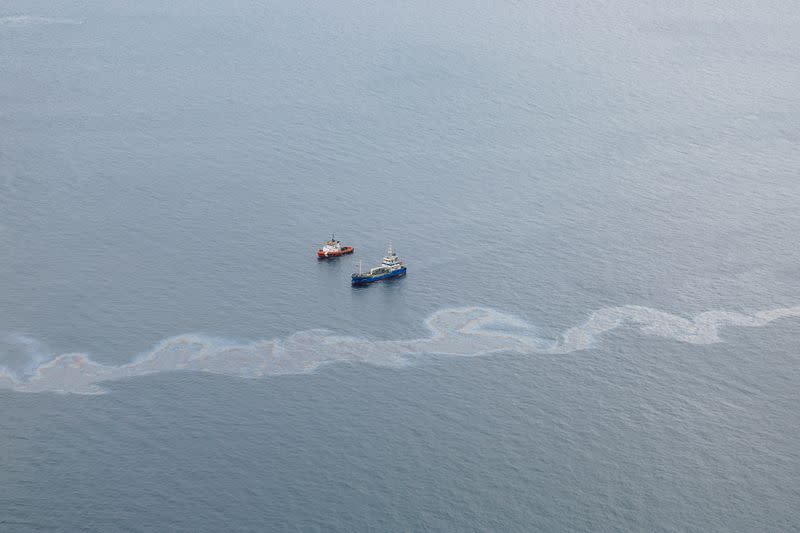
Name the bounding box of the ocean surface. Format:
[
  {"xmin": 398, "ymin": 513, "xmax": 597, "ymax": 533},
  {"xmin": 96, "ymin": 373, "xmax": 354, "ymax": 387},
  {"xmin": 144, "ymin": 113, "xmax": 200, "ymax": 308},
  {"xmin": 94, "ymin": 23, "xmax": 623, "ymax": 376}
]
[{"xmin": 2, "ymin": 0, "xmax": 800, "ymax": 530}]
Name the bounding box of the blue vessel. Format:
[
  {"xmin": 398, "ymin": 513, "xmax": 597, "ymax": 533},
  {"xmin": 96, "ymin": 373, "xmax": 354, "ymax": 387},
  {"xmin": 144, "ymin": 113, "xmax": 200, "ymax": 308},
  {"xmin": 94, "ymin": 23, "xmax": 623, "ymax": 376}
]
[{"xmin": 351, "ymin": 244, "xmax": 407, "ymax": 285}]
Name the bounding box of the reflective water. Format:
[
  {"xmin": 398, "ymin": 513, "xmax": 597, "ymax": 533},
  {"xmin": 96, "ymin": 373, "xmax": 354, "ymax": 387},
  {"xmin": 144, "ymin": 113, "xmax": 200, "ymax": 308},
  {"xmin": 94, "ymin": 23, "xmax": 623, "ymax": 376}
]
[{"xmin": 2, "ymin": 0, "xmax": 799, "ymax": 530}]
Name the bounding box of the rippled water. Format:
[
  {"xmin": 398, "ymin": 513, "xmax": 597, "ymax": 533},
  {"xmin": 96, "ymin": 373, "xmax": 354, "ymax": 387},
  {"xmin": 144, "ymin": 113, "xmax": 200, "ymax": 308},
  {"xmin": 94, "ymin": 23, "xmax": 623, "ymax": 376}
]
[{"xmin": 2, "ymin": 0, "xmax": 799, "ymax": 530}]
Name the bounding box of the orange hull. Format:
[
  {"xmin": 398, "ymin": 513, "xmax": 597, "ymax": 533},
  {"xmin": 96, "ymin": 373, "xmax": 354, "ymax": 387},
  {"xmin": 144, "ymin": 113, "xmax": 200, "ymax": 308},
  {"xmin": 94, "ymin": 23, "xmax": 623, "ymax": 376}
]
[{"xmin": 317, "ymin": 246, "xmax": 354, "ymax": 258}]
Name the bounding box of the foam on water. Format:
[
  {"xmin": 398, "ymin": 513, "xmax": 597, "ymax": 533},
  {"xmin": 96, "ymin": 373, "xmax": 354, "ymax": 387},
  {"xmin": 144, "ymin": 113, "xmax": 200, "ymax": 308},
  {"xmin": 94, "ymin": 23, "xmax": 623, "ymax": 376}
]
[{"xmin": 1, "ymin": 304, "xmax": 798, "ymax": 394}]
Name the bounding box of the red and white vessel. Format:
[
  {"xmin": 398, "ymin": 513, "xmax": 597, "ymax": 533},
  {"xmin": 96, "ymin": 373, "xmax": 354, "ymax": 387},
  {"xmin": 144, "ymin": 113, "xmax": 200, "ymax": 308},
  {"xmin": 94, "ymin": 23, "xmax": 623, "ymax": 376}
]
[{"xmin": 317, "ymin": 234, "xmax": 354, "ymax": 259}]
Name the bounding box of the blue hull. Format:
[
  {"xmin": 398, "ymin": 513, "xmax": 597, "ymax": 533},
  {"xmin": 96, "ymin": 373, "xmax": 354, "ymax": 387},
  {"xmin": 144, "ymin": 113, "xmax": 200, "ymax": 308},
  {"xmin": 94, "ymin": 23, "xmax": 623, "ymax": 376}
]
[{"xmin": 351, "ymin": 266, "xmax": 406, "ymax": 285}]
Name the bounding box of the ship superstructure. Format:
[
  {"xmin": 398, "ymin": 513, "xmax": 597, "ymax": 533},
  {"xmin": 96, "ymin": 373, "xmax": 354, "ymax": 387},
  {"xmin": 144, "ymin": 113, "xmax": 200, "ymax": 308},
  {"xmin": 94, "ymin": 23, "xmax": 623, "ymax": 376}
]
[
  {"xmin": 317, "ymin": 234, "xmax": 354, "ymax": 258},
  {"xmin": 351, "ymin": 244, "xmax": 406, "ymax": 285}
]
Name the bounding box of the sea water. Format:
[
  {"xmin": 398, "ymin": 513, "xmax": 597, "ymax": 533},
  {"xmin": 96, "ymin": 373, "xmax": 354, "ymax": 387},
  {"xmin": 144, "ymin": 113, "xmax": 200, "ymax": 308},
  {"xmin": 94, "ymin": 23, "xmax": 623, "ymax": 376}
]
[{"xmin": 2, "ymin": 0, "xmax": 799, "ymax": 530}]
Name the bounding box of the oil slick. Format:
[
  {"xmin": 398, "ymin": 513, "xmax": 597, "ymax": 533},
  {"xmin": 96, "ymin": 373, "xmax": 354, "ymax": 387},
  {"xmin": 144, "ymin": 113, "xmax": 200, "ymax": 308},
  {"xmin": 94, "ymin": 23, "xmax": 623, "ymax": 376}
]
[{"xmin": 2, "ymin": 304, "xmax": 799, "ymax": 394}]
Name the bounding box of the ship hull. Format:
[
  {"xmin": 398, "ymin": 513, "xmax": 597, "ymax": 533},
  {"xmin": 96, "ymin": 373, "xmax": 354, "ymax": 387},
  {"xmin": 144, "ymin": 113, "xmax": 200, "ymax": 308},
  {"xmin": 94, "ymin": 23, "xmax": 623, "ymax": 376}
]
[
  {"xmin": 317, "ymin": 246, "xmax": 354, "ymax": 259},
  {"xmin": 351, "ymin": 266, "xmax": 406, "ymax": 285}
]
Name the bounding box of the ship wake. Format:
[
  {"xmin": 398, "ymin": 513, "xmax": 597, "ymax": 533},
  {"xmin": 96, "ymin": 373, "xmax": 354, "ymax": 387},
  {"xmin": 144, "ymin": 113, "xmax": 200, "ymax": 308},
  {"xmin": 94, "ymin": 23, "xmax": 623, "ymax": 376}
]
[{"xmin": 1, "ymin": 304, "xmax": 799, "ymax": 394}]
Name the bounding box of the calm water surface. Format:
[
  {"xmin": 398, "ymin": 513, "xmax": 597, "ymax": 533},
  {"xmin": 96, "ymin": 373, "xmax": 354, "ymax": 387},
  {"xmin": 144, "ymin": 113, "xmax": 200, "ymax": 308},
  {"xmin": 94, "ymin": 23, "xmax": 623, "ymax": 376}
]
[{"xmin": 1, "ymin": 0, "xmax": 799, "ymax": 530}]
